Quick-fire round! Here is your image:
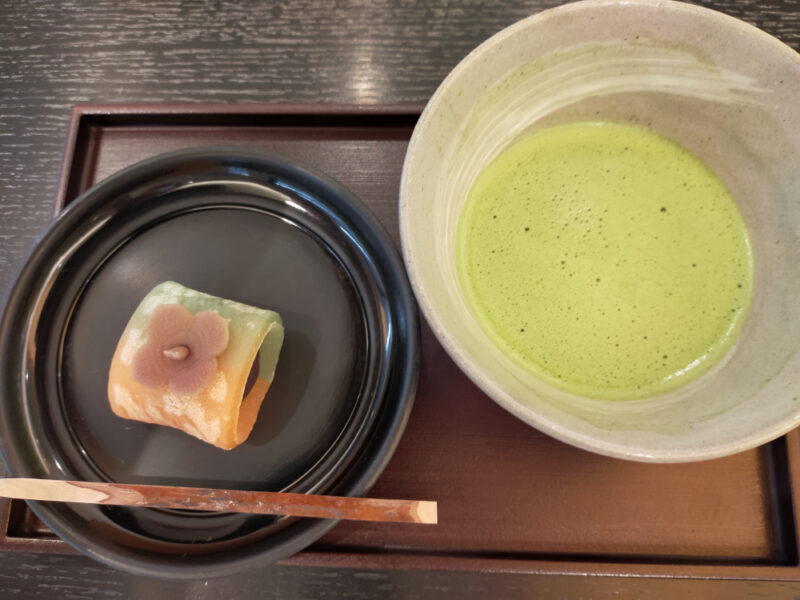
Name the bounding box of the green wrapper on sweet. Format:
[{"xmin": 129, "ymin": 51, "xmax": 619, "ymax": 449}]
[{"xmin": 108, "ymin": 281, "xmax": 284, "ymax": 449}]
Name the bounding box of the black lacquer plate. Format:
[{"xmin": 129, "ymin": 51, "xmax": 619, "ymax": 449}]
[{"xmin": 0, "ymin": 147, "xmax": 419, "ymax": 579}]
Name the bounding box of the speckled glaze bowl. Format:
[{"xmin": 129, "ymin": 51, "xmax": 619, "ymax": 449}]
[{"xmin": 400, "ymin": 0, "xmax": 800, "ymax": 462}]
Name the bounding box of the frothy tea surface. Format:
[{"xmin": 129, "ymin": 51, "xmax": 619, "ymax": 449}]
[{"xmin": 457, "ymin": 121, "xmax": 753, "ymax": 400}]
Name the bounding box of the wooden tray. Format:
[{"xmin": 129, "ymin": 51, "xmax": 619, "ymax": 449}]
[{"xmin": 2, "ymin": 104, "xmax": 799, "ymax": 580}]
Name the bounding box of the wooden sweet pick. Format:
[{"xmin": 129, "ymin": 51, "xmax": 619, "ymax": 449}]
[{"xmin": 0, "ymin": 478, "xmax": 437, "ymax": 525}]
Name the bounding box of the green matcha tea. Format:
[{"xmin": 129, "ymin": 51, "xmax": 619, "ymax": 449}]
[{"xmin": 457, "ymin": 121, "xmax": 753, "ymax": 400}]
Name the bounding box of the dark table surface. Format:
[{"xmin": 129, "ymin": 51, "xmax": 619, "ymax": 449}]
[{"xmin": 2, "ymin": 0, "xmax": 800, "ymax": 597}]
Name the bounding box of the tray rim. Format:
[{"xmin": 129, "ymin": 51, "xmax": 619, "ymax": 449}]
[
  {"xmin": 54, "ymin": 102, "xmax": 425, "ymax": 215},
  {"xmin": 5, "ymin": 101, "xmax": 799, "ymax": 581}
]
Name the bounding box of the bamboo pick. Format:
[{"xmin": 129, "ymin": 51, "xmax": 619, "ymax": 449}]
[{"xmin": 0, "ymin": 478, "xmax": 437, "ymax": 524}]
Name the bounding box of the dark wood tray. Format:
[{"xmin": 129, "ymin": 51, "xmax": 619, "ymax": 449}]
[{"xmin": 2, "ymin": 104, "xmax": 799, "ymax": 580}]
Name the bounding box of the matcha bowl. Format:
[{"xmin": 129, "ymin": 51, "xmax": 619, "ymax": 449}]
[{"xmin": 399, "ymin": 0, "xmax": 800, "ymax": 462}]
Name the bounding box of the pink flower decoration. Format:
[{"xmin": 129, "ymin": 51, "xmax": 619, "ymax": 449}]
[{"xmin": 131, "ymin": 304, "xmax": 229, "ymax": 394}]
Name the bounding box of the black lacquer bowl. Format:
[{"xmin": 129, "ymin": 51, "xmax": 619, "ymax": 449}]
[{"xmin": 0, "ymin": 147, "xmax": 419, "ymax": 579}]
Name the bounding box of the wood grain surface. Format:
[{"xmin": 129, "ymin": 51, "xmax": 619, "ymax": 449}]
[
  {"xmin": 2, "ymin": 0, "xmax": 800, "ymax": 598},
  {"xmin": 1, "ymin": 0, "xmax": 799, "ymax": 295}
]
